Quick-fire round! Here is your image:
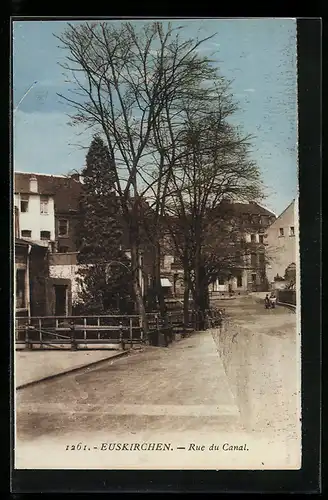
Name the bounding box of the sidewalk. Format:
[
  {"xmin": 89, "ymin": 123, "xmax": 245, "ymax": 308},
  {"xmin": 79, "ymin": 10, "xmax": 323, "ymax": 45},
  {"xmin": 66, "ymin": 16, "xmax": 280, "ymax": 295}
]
[{"xmin": 15, "ymin": 349, "xmax": 129, "ymax": 389}]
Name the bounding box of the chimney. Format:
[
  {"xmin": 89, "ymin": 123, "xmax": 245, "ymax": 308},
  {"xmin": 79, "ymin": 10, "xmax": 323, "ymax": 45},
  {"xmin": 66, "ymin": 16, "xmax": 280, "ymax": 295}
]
[{"xmin": 29, "ymin": 175, "xmax": 38, "ymax": 193}]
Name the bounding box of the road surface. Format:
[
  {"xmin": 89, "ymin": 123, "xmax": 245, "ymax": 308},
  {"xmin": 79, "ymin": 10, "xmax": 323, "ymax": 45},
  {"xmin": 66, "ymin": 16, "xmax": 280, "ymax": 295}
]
[
  {"xmin": 16, "ymin": 329, "xmax": 243, "ymax": 440},
  {"xmin": 15, "ymin": 296, "xmax": 301, "ymax": 469}
]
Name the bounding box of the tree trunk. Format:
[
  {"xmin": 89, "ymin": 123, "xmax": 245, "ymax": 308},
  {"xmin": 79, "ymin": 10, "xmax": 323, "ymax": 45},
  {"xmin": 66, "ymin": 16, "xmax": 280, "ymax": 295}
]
[
  {"xmin": 183, "ymin": 266, "xmax": 190, "ymax": 327},
  {"xmin": 154, "ymin": 241, "xmax": 167, "ymax": 318},
  {"xmin": 193, "ymin": 233, "xmax": 203, "ymax": 330},
  {"xmin": 130, "ymin": 237, "xmax": 148, "ymax": 333},
  {"xmin": 194, "ymin": 263, "xmax": 208, "ymax": 330}
]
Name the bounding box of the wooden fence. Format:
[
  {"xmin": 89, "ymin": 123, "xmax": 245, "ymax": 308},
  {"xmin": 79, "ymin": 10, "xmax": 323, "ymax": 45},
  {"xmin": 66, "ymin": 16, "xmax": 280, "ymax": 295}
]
[{"xmin": 15, "ymin": 309, "xmax": 224, "ymax": 350}]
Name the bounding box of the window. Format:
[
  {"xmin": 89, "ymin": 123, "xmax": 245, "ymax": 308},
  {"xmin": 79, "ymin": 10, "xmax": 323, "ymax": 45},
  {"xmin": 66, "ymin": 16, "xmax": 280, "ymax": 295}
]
[
  {"xmin": 279, "ymin": 228, "xmax": 284, "ymax": 237},
  {"xmin": 218, "ymin": 278, "xmax": 225, "ymax": 285},
  {"xmin": 290, "ymin": 226, "xmax": 295, "ymax": 236},
  {"xmin": 20, "ymin": 195, "xmax": 29, "ymax": 213},
  {"xmin": 58, "ymin": 245, "xmax": 69, "ymax": 253},
  {"xmin": 40, "ymin": 230, "xmax": 51, "ymax": 240},
  {"xmin": 40, "ymin": 195, "xmax": 49, "ymax": 214},
  {"xmin": 237, "ymin": 274, "xmax": 243, "ymax": 288},
  {"xmin": 259, "ymin": 253, "xmax": 265, "ymax": 266},
  {"xmin": 252, "ymin": 273, "xmax": 257, "ymax": 283},
  {"xmin": 259, "ymin": 234, "xmax": 264, "ymax": 244},
  {"xmin": 58, "ymin": 219, "xmax": 69, "ymax": 236},
  {"xmin": 251, "ymin": 234, "xmax": 256, "ymax": 242},
  {"xmin": 16, "ymin": 269, "xmax": 26, "ymax": 308},
  {"xmin": 21, "ymin": 230, "xmax": 31, "ymax": 238}
]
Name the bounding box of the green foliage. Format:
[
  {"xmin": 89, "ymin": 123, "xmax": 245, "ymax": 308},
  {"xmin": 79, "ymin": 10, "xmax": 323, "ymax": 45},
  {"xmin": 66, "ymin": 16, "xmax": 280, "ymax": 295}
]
[
  {"xmin": 75, "ymin": 136, "xmax": 134, "ymax": 314},
  {"xmin": 284, "ymin": 263, "xmax": 296, "ymax": 283}
]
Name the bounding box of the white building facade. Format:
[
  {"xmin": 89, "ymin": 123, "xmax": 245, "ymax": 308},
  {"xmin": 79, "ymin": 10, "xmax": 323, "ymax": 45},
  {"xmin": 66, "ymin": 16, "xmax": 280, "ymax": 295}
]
[
  {"xmin": 14, "ymin": 174, "xmax": 56, "ymax": 247},
  {"xmin": 265, "ymin": 198, "xmax": 299, "ymax": 286}
]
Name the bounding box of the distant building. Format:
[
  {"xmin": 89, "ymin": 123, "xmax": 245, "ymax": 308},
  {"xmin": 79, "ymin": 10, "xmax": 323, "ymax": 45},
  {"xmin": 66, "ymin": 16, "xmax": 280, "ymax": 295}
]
[
  {"xmin": 266, "ymin": 198, "xmax": 298, "ymax": 288},
  {"xmin": 210, "ymin": 201, "xmax": 276, "ymax": 293},
  {"xmin": 158, "ymin": 201, "xmax": 276, "ymax": 296}
]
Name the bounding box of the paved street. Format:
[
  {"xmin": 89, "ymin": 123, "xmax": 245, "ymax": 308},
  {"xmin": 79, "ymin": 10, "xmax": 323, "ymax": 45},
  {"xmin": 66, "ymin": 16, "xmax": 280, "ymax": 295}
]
[
  {"xmin": 16, "ymin": 330, "xmax": 242, "ymax": 440},
  {"xmin": 15, "ymin": 296, "xmax": 301, "ymax": 469}
]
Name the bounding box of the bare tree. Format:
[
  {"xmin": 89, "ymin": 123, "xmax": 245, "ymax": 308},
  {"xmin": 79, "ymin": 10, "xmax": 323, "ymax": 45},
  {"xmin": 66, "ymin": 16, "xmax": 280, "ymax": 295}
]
[
  {"xmin": 55, "ymin": 21, "xmax": 219, "ymax": 330},
  {"xmin": 159, "ymin": 105, "xmax": 264, "ymax": 327}
]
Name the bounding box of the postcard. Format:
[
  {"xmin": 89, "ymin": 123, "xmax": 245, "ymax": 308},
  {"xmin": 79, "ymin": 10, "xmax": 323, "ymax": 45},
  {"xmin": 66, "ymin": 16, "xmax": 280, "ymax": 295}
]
[{"xmin": 13, "ymin": 17, "xmax": 301, "ymax": 471}]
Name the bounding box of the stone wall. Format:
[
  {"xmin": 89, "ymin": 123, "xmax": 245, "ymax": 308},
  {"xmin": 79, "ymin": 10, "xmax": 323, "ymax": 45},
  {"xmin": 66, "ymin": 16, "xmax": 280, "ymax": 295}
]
[
  {"xmin": 277, "ymin": 289, "xmax": 296, "ymax": 306},
  {"xmin": 211, "ymin": 316, "xmax": 300, "ymax": 457}
]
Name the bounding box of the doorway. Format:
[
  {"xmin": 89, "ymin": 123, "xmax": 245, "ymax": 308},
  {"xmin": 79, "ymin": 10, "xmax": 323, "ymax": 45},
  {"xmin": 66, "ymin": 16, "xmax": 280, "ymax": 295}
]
[
  {"xmin": 251, "ymin": 273, "xmax": 258, "ymax": 292},
  {"xmin": 54, "ymin": 285, "xmax": 67, "ymax": 316}
]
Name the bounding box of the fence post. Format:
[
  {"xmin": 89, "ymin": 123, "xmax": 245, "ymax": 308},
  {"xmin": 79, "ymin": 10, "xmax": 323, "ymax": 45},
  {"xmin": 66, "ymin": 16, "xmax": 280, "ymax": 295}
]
[
  {"xmin": 39, "ymin": 318, "xmax": 43, "ymax": 348},
  {"xmin": 119, "ymin": 322, "xmax": 125, "ymax": 351},
  {"xmin": 162, "ymin": 316, "xmax": 169, "ymax": 347},
  {"xmin": 168, "ymin": 313, "xmax": 173, "ymax": 343},
  {"xmin": 70, "ymin": 321, "xmax": 77, "ymax": 351},
  {"xmin": 141, "ymin": 316, "xmax": 144, "ymax": 342},
  {"xmin": 155, "ymin": 314, "xmax": 159, "ymax": 346},
  {"xmin": 129, "ymin": 318, "xmax": 133, "ymax": 348},
  {"xmin": 97, "ymin": 317, "xmax": 100, "ymax": 340},
  {"xmin": 83, "ymin": 317, "xmax": 87, "ymax": 342},
  {"xmin": 25, "ymin": 324, "xmax": 30, "ymax": 349}
]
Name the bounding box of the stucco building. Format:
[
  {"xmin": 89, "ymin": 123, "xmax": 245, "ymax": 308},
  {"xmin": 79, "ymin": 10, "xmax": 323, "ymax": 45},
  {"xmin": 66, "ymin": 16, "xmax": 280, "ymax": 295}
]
[
  {"xmin": 266, "ymin": 198, "xmax": 299, "ymax": 287},
  {"xmin": 14, "ymin": 172, "xmax": 82, "ymax": 253},
  {"xmin": 14, "ymin": 172, "xmax": 150, "ymax": 309},
  {"xmin": 157, "ymin": 201, "xmax": 276, "ymax": 297},
  {"xmin": 210, "ymin": 201, "xmax": 276, "ymax": 293},
  {"xmin": 14, "ymin": 174, "xmax": 56, "ymax": 249},
  {"xmin": 14, "ymin": 172, "xmax": 82, "ymax": 316},
  {"xmin": 15, "ymin": 237, "xmax": 72, "ymax": 318}
]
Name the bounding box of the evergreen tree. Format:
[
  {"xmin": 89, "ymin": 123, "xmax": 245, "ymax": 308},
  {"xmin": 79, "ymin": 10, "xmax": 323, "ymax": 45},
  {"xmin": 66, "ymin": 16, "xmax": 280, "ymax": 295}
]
[{"xmin": 75, "ymin": 135, "xmax": 134, "ymax": 314}]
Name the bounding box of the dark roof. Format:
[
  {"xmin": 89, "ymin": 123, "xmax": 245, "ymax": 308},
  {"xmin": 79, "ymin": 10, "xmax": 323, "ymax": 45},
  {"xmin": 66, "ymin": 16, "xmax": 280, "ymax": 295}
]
[
  {"xmin": 14, "ymin": 173, "xmax": 83, "ymax": 212},
  {"xmin": 228, "ymin": 202, "xmax": 275, "ymax": 217},
  {"xmin": 14, "ymin": 173, "xmax": 275, "ymax": 219},
  {"xmin": 15, "ymin": 237, "xmax": 29, "ymax": 247},
  {"xmin": 15, "ymin": 237, "xmax": 48, "ymax": 249},
  {"xmin": 164, "ymin": 201, "xmax": 275, "ymax": 222}
]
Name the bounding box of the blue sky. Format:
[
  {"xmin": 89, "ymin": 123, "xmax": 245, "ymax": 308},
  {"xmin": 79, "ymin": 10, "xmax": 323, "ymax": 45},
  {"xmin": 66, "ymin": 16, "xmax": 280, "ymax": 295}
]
[{"xmin": 13, "ymin": 18, "xmax": 298, "ymax": 216}]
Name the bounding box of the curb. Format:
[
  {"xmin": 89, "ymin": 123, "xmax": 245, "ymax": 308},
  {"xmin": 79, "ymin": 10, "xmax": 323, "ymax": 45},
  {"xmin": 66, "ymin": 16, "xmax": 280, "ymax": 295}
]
[
  {"xmin": 277, "ymin": 301, "xmax": 296, "ymax": 312},
  {"xmin": 16, "ymin": 350, "xmax": 129, "ymax": 390}
]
